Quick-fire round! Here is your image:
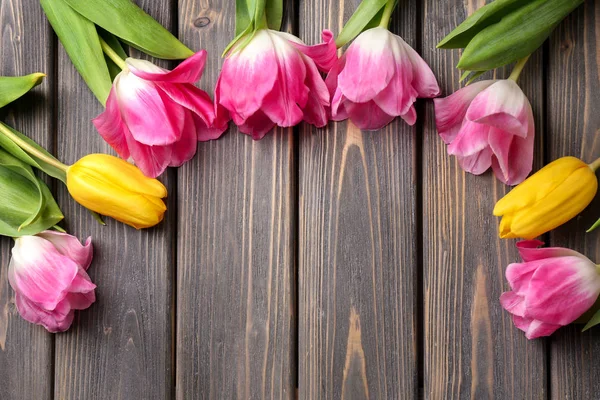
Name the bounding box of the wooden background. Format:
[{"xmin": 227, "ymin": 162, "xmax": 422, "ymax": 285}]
[{"xmin": 0, "ymin": 0, "xmax": 598, "ymax": 398}]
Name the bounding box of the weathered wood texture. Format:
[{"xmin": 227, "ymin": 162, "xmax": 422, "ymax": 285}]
[
  {"xmin": 0, "ymin": 1, "xmax": 53, "ymax": 399},
  {"xmin": 421, "ymin": 0, "xmax": 547, "ymax": 398},
  {"xmin": 298, "ymin": 1, "xmax": 419, "ymax": 398},
  {"xmin": 176, "ymin": 1, "xmax": 296, "ymax": 398},
  {"xmin": 548, "ymin": 3, "xmax": 600, "ymax": 399},
  {"xmin": 52, "ymin": 0, "xmax": 175, "ymax": 399}
]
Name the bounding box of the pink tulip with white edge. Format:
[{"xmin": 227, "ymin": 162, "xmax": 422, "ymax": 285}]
[
  {"xmin": 8, "ymin": 231, "xmax": 96, "ymax": 333},
  {"xmin": 500, "ymin": 240, "xmax": 600, "ymax": 339},
  {"xmin": 326, "ymin": 27, "xmax": 440, "ymax": 130},
  {"xmin": 93, "ymin": 51, "xmax": 227, "ymax": 178},
  {"xmin": 216, "ymin": 29, "xmax": 337, "ymax": 140},
  {"xmin": 434, "ymin": 79, "xmax": 535, "ymax": 185}
]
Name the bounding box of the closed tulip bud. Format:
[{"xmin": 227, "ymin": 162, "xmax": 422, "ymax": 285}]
[
  {"xmin": 66, "ymin": 154, "xmax": 167, "ymax": 229},
  {"xmin": 494, "ymin": 156, "xmax": 599, "ymax": 239}
]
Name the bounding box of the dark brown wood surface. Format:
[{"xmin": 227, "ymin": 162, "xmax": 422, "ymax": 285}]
[{"xmin": 0, "ymin": 0, "xmax": 598, "ymax": 399}]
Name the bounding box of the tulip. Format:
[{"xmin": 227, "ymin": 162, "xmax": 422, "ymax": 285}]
[
  {"xmin": 67, "ymin": 154, "xmax": 167, "ymax": 229},
  {"xmin": 326, "ymin": 27, "xmax": 440, "ymax": 130},
  {"xmin": 8, "ymin": 231, "xmax": 95, "ymax": 332},
  {"xmin": 500, "ymin": 240, "xmax": 600, "ymax": 339},
  {"xmin": 216, "ymin": 29, "xmax": 337, "ymax": 140},
  {"xmin": 494, "ymin": 156, "xmax": 599, "ymax": 239},
  {"xmin": 93, "ymin": 51, "xmax": 227, "ymax": 178},
  {"xmin": 434, "ymin": 78, "xmax": 534, "ymax": 185}
]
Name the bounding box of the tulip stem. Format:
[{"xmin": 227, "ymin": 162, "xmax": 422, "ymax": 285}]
[
  {"xmin": 590, "ymin": 158, "xmax": 600, "ymax": 172},
  {"xmin": 0, "ymin": 123, "xmax": 68, "ymax": 172},
  {"xmin": 508, "ymin": 55, "xmax": 531, "ymax": 82},
  {"xmin": 379, "ymin": 0, "xmax": 396, "ymax": 28},
  {"xmin": 99, "ymin": 37, "xmax": 127, "ymax": 70}
]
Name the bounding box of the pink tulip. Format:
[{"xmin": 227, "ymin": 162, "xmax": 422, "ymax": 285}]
[
  {"xmin": 500, "ymin": 241, "xmax": 600, "ymax": 339},
  {"xmin": 93, "ymin": 51, "xmax": 227, "ymax": 178},
  {"xmin": 326, "ymin": 27, "xmax": 439, "ymax": 130},
  {"xmin": 216, "ymin": 29, "xmax": 337, "ymax": 140},
  {"xmin": 8, "ymin": 231, "xmax": 95, "ymax": 333},
  {"xmin": 434, "ymin": 79, "xmax": 534, "ymax": 185}
]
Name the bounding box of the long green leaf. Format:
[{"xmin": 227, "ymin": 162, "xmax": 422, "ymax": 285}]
[
  {"xmin": 437, "ymin": 0, "xmax": 528, "ymax": 49},
  {"xmin": 63, "ymin": 0, "xmax": 193, "ymax": 59},
  {"xmin": 236, "ymin": 0, "xmax": 253, "ymax": 35},
  {"xmin": 336, "ymin": 0, "xmax": 388, "ymax": 48},
  {"xmin": 587, "ymin": 217, "xmax": 600, "ymax": 233},
  {"xmin": 265, "ymin": 0, "xmax": 283, "ymax": 31},
  {"xmin": 583, "ymin": 308, "xmax": 600, "ymax": 332},
  {"xmin": 0, "ymin": 73, "xmax": 45, "ymax": 109},
  {"xmin": 41, "ymin": 0, "xmax": 112, "ymax": 104}
]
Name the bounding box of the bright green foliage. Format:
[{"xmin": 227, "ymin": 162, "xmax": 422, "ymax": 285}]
[
  {"xmin": 0, "ymin": 73, "xmax": 45, "ymax": 109},
  {"xmin": 336, "ymin": 0, "xmax": 388, "ymax": 48}
]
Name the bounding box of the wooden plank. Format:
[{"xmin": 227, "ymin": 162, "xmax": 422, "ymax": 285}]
[
  {"xmin": 53, "ymin": 1, "xmax": 175, "ymax": 399},
  {"xmin": 0, "ymin": 1, "xmax": 53, "ymax": 399},
  {"xmin": 298, "ymin": 1, "xmax": 418, "ymax": 398},
  {"xmin": 548, "ymin": 3, "xmax": 600, "ymax": 399},
  {"xmin": 421, "ymin": 1, "xmax": 547, "ymax": 398},
  {"xmin": 176, "ymin": 1, "xmax": 296, "ymax": 398}
]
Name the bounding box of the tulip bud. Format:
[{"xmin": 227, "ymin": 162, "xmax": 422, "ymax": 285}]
[
  {"xmin": 494, "ymin": 156, "xmax": 598, "ymax": 239},
  {"xmin": 66, "ymin": 154, "xmax": 167, "ymax": 229}
]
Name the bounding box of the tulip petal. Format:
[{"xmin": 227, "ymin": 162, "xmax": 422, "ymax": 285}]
[
  {"xmin": 511, "ymin": 315, "xmax": 561, "ymax": 339},
  {"xmin": 400, "ymin": 105, "xmax": 417, "ymax": 126},
  {"xmin": 466, "ymin": 80, "xmax": 531, "ymax": 139},
  {"xmin": 238, "ymin": 110, "xmax": 277, "ymax": 140},
  {"xmin": 345, "ymin": 100, "xmax": 395, "ymax": 131},
  {"xmin": 516, "ymin": 240, "xmax": 594, "ymax": 263},
  {"xmin": 15, "ymin": 293, "xmax": 75, "ymax": 333},
  {"xmin": 447, "ymin": 120, "xmax": 491, "ymax": 157},
  {"xmin": 500, "ymin": 291, "xmax": 526, "ymax": 317},
  {"xmin": 489, "ymin": 123, "xmax": 534, "ymax": 185},
  {"xmin": 126, "ymin": 51, "xmax": 207, "ymax": 83},
  {"xmin": 434, "ymin": 80, "xmax": 495, "ymax": 144},
  {"xmin": 280, "ymin": 29, "xmax": 337, "ymax": 73},
  {"xmin": 505, "ymin": 261, "xmax": 541, "ymax": 294},
  {"xmin": 157, "ymin": 82, "xmax": 216, "ymax": 128},
  {"xmin": 169, "ymin": 112, "xmax": 199, "ymax": 167},
  {"xmin": 123, "ymin": 124, "xmax": 172, "ymax": 178},
  {"xmin": 372, "ymin": 48, "xmax": 418, "ymax": 118},
  {"xmin": 92, "ymin": 87, "xmax": 131, "ymax": 160},
  {"xmin": 301, "ymin": 54, "xmax": 330, "ymax": 127},
  {"xmin": 66, "ymin": 291, "xmax": 96, "ymax": 310},
  {"xmin": 37, "ymin": 231, "xmax": 93, "ymax": 270},
  {"xmin": 401, "ymin": 36, "xmax": 440, "ymax": 98}
]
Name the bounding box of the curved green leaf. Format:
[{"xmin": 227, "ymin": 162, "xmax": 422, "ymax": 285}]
[
  {"xmin": 336, "ymin": 0, "xmax": 388, "ymax": 48},
  {"xmin": 583, "ymin": 308, "xmax": 600, "ymax": 332},
  {"xmin": 0, "ymin": 73, "xmax": 45, "ymax": 109},
  {"xmin": 41, "ymin": 0, "xmax": 112, "ymax": 104},
  {"xmin": 236, "ymin": 0, "xmax": 253, "ymax": 35},
  {"xmin": 587, "ymin": 217, "xmax": 600, "ymax": 233},
  {"xmin": 266, "ymin": 0, "xmax": 282, "ymax": 31},
  {"xmin": 63, "ymin": 0, "xmax": 194, "ymax": 60}
]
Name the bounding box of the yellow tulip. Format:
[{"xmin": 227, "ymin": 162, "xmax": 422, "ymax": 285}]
[
  {"xmin": 66, "ymin": 154, "xmax": 167, "ymax": 229},
  {"xmin": 494, "ymin": 156, "xmax": 599, "ymax": 239}
]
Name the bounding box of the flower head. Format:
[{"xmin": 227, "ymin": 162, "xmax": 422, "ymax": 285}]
[
  {"xmin": 93, "ymin": 51, "xmax": 227, "ymax": 178},
  {"xmin": 327, "ymin": 27, "xmax": 439, "ymax": 130},
  {"xmin": 494, "ymin": 156, "xmax": 598, "ymax": 239},
  {"xmin": 216, "ymin": 29, "xmax": 337, "ymax": 140},
  {"xmin": 67, "ymin": 154, "xmax": 167, "ymax": 229},
  {"xmin": 501, "ymin": 241, "xmax": 600, "ymax": 339},
  {"xmin": 8, "ymin": 231, "xmax": 95, "ymax": 332},
  {"xmin": 434, "ymin": 79, "xmax": 534, "ymax": 185}
]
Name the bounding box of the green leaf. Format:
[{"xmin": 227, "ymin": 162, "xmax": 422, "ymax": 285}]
[
  {"xmin": 63, "ymin": 0, "xmax": 194, "ymax": 60},
  {"xmin": 336, "ymin": 0, "xmax": 388, "ymax": 48},
  {"xmin": 583, "ymin": 308, "xmax": 600, "ymax": 332},
  {"xmin": 457, "ymin": 0, "xmax": 585, "ymax": 71},
  {"xmin": 236, "ymin": 0, "xmax": 253, "ymax": 35},
  {"xmin": 0, "ymin": 73, "xmax": 45, "ymax": 109},
  {"xmin": 0, "ymin": 148, "xmax": 63, "ymax": 237},
  {"xmin": 41, "ymin": 0, "xmax": 113, "ymax": 104},
  {"xmin": 437, "ymin": 0, "xmax": 529, "ymax": 49},
  {"xmin": 0, "ymin": 122, "xmax": 67, "ymax": 183},
  {"xmin": 587, "ymin": 217, "xmax": 600, "ymax": 233},
  {"xmin": 265, "ymin": 0, "xmax": 283, "ymax": 31}
]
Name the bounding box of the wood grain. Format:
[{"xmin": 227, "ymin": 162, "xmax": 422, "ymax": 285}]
[
  {"xmin": 176, "ymin": 1, "xmax": 296, "ymax": 398},
  {"xmin": 53, "ymin": 1, "xmax": 175, "ymax": 399},
  {"xmin": 547, "ymin": 3, "xmax": 600, "ymax": 399},
  {"xmin": 0, "ymin": 0, "xmax": 54, "ymax": 399},
  {"xmin": 421, "ymin": 0, "xmax": 547, "ymax": 398},
  {"xmin": 298, "ymin": 1, "xmax": 419, "ymax": 398}
]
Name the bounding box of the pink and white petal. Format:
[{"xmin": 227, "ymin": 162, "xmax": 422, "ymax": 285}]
[
  {"xmin": 65, "ymin": 291, "xmax": 96, "ymax": 310},
  {"xmin": 338, "ymin": 28, "xmax": 396, "ymax": 103},
  {"xmin": 511, "ymin": 315, "xmax": 533, "ymax": 334},
  {"xmin": 325, "ymin": 55, "xmax": 345, "ymax": 98},
  {"xmin": 168, "ymin": 112, "xmax": 198, "ymax": 166},
  {"xmin": 447, "ymin": 120, "xmax": 491, "ymax": 157},
  {"xmin": 466, "ymin": 80, "xmax": 532, "ymax": 138},
  {"xmin": 37, "ymin": 232, "xmax": 93, "ymax": 270},
  {"xmin": 218, "ymin": 30, "xmax": 279, "ymax": 121},
  {"xmin": 505, "ymin": 260, "xmax": 542, "ymax": 293},
  {"xmin": 15, "ymin": 293, "xmax": 75, "ymax": 333},
  {"xmin": 398, "ymin": 34, "xmax": 440, "ymax": 98},
  {"xmin": 489, "ymin": 125, "xmax": 534, "ymax": 185},
  {"xmin": 433, "ymin": 80, "xmax": 495, "ymax": 144},
  {"xmin": 281, "ymin": 29, "xmax": 337, "ymax": 72},
  {"xmin": 238, "ymin": 110, "xmax": 277, "ymax": 140},
  {"xmin": 500, "ymin": 291, "xmax": 527, "ymax": 317},
  {"xmin": 157, "ymin": 82, "xmax": 216, "ymax": 127},
  {"xmin": 456, "ymin": 147, "xmax": 493, "ymax": 175},
  {"xmin": 303, "ymin": 93, "xmax": 328, "ymax": 127},
  {"xmin": 330, "ymin": 89, "xmax": 349, "ymax": 120},
  {"xmin": 92, "ymin": 87, "xmax": 130, "ymax": 160},
  {"xmin": 9, "ymin": 236, "xmax": 79, "ymax": 310},
  {"xmin": 115, "ymin": 73, "xmax": 185, "ymax": 146},
  {"xmin": 123, "ymin": 125, "xmax": 172, "ymax": 178},
  {"xmin": 68, "ymin": 269, "xmax": 96, "ymax": 294},
  {"xmin": 400, "ymin": 105, "xmax": 417, "ymax": 126},
  {"xmin": 127, "ymin": 51, "xmax": 207, "ymax": 84},
  {"xmin": 524, "ymin": 319, "xmax": 562, "ymax": 339},
  {"xmin": 516, "ymin": 240, "xmax": 593, "ymax": 263},
  {"xmin": 345, "ymin": 100, "xmax": 395, "ymax": 131}
]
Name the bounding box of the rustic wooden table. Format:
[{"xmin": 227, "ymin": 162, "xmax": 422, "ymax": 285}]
[{"xmin": 0, "ymin": 0, "xmax": 598, "ymax": 399}]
